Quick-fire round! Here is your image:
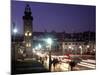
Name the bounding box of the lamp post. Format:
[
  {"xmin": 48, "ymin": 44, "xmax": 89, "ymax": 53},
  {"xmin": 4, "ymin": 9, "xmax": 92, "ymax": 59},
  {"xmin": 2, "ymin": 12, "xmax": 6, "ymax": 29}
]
[
  {"xmin": 13, "ymin": 28, "xmax": 18, "ymax": 61},
  {"xmin": 38, "ymin": 44, "xmax": 42, "ymax": 54},
  {"xmin": 38, "ymin": 44, "xmax": 42, "ymax": 49},
  {"xmin": 79, "ymin": 46, "xmax": 82, "ymax": 56},
  {"xmin": 46, "ymin": 38, "xmax": 52, "ymax": 71},
  {"xmin": 13, "ymin": 28, "xmax": 18, "ymax": 34},
  {"xmin": 68, "ymin": 45, "xmax": 71, "ymax": 54},
  {"xmin": 13, "ymin": 28, "xmax": 18, "ymax": 43},
  {"xmin": 86, "ymin": 45, "xmax": 90, "ymax": 54}
]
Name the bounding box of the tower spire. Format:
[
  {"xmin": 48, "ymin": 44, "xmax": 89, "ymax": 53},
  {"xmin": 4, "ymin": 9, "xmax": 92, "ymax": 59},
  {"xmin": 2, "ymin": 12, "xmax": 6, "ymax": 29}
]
[
  {"xmin": 25, "ymin": 4, "xmax": 31, "ymax": 12},
  {"xmin": 23, "ymin": 4, "xmax": 33, "ymax": 20},
  {"xmin": 24, "ymin": 4, "xmax": 32, "ymax": 16},
  {"xmin": 23, "ymin": 4, "xmax": 33, "ymax": 58}
]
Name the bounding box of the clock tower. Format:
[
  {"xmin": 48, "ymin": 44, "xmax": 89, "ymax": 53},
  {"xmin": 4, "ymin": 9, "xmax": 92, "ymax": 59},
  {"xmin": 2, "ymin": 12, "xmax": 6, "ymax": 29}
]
[{"xmin": 23, "ymin": 4, "xmax": 33, "ymax": 58}]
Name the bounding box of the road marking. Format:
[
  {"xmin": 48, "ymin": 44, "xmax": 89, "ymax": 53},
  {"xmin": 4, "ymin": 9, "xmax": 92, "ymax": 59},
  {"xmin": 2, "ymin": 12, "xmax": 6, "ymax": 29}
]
[
  {"xmin": 78, "ymin": 60, "xmax": 96, "ymax": 69},
  {"xmin": 82, "ymin": 60, "xmax": 96, "ymax": 64}
]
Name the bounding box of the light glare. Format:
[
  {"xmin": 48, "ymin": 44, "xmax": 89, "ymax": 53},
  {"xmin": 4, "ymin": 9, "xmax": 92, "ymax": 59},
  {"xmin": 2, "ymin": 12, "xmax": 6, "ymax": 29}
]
[
  {"xmin": 46, "ymin": 38, "xmax": 52, "ymax": 45},
  {"xmin": 13, "ymin": 28, "xmax": 17, "ymax": 33}
]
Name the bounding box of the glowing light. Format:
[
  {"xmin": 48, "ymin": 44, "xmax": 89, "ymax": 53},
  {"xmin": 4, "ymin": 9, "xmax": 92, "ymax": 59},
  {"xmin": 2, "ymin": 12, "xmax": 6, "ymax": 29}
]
[
  {"xmin": 26, "ymin": 43, "xmax": 31, "ymax": 47},
  {"xmin": 35, "ymin": 46, "xmax": 38, "ymax": 50},
  {"xmin": 87, "ymin": 45, "xmax": 90, "ymax": 48},
  {"xmin": 28, "ymin": 43, "xmax": 31, "ymax": 47},
  {"xmin": 68, "ymin": 46, "xmax": 71, "ymax": 49},
  {"xmin": 71, "ymin": 47, "xmax": 74, "ymax": 50},
  {"xmin": 13, "ymin": 28, "xmax": 17, "ymax": 33},
  {"xmin": 19, "ymin": 49, "xmax": 23, "ymax": 54},
  {"xmin": 79, "ymin": 46, "xmax": 82, "ymax": 49},
  {"xmin": 26, "ymin": 43, "xmax": 28, "ymax": 47},
  {"xmin": 38, "ymin": 44, "xmax": 41, "ymax": 49},
  {"xmin": 25, "ymin": 32, "xmax": 28, "ymax": 36},
  {"xmin": 93, "ymin": 49, "xmax": 96, "ymax": 51},
  {"xmin": 46, "ymin": 38, "xmax": 52, "ymax": 45},
  {"xmin": 29, "ymin": 32, "xmax": 32, "ymax": 36}
]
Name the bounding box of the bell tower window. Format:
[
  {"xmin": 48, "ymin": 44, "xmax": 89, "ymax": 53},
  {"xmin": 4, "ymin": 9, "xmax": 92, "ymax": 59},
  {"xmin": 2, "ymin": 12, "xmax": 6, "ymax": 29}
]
[
  {"xmin": 29, "ymin": 32, "xmax": 32, "ymax": 36},
  {"xmin": 25, "ymin": 31, "xmax": 32, "ymax": 36}
]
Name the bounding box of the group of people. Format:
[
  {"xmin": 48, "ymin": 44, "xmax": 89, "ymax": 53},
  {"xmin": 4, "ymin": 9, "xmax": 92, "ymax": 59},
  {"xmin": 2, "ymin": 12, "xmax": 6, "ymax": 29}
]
[
  {"xmin": 39, "ymin": 56, "xmax": 78, "ymax": 71},
  {"xmin": 50, "ymin": 57, "xmax": 78, "ymax": 71}
]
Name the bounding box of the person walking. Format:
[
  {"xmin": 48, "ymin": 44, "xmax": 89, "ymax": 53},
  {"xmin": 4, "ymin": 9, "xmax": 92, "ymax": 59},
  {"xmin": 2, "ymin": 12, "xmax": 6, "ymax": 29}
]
[
  {"xmin": 69, "ymin": 60, "xmax": 76, "ymax": 71},
  {"xmin": 52, "ymin": 58, "xmax": 59, "ymax": 71}
]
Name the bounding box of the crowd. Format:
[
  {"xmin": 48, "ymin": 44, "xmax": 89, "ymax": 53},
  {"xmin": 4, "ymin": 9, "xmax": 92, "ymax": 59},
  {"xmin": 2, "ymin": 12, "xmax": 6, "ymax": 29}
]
[{"xmin": 38, "ymin": 55, "xmax": 81, "ymax": 72}]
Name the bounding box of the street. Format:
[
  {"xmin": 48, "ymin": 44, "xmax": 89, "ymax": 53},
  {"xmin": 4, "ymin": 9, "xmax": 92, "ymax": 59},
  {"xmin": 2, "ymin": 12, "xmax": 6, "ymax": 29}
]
[
  {"xmin": 11, "ymin": 58, "xmax": 50, "ymax": 74},
  {"xmin": 50, "ymin": 59, "xmax": 96, "ymax": 72},
  {"xmin": 12, "ymin": 54, "xmax": 96, "ymax": 75},
  {"xmin": 38, "ymin": 55, "xmax": 96, "ymax": 72}
]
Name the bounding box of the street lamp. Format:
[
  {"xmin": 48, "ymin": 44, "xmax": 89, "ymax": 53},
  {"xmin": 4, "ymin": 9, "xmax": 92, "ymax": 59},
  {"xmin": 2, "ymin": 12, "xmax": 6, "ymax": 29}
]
[
  {"xmin": 68, "ymin": 45, "xmax": 72, "ymax": 54},
  {"xmin": 46, "ymin": 38, "xmax": 53, "ymax": 71},
  {"xmin": 79, "ymin": 46, "xmax": 82, "ymax": 55},
  {"xmin": 86, "ymin": 45, "xmax": 90, "ymax": 53},
  {"xmin": 34, "ymin": 44, "xmax": 42, "ymax": 54},
  {"xmin": 46, "ymin": 38, "xmax": 52, "ymax": 45},
  {"xmin": 13, "ymin": 28, "xmax": 18, "ymax": 61},
  {"xmin": 38, "ymin": 44, "xmax": 42, "ymax": 54},
  {"xmin": 13, "ymin": 28, "xmax": 18, "ymax": 42},
  {"xmin": 38, "ymin": 44, "xmax": 42, "ymax": 49},
  {"xmin": 13, "ymin": 28, "xmax": 18, "ymax": 34},
  {"xmin": 87, "ymin": 45, "xmax": 90, "ymax": 48}
]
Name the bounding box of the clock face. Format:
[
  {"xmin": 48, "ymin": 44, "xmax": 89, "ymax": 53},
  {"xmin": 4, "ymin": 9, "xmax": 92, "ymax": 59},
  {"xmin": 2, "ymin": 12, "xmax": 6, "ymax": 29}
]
[{"xmin": 25, "ymin": 31, "xmax": 32, "ymax": 36}]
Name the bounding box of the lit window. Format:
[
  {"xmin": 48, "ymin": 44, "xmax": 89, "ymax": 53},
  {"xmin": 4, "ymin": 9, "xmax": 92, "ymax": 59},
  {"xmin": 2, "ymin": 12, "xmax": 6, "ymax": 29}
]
[
  {"xmin": 28, "ymin": 43, "xmax": 31, "ymax": 47},
  {"xmin": 25, "ymin": 32, "xmax": 28, "ymax": 36},
  {"xmin": 26, "ymin": 43, "xmax": 31, "ymax": 47},
  {"xmin": 26, "ymin": 43, "xmax": 28, "ymax": 47},
  {"xmin": 29, "ymin": 32, "xmax": 32, "ymax": 36}
]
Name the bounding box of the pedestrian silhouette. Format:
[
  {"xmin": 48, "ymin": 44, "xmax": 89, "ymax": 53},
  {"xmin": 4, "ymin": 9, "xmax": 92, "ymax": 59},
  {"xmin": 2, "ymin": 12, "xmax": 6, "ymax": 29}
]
[
  {"xmin": 52, "ymin": 58, "xmax": 59, "ymax": 71},
  {"xmin": 69, "ymin": 61, "xmax": 76, "ymax": 71}
]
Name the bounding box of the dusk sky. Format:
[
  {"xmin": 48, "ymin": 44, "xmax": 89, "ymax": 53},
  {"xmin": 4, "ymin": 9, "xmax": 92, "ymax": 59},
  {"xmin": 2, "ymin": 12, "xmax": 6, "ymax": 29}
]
[{"xmin": 11, "ymin": 1, "xmax": 96, "ymax": 34}]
